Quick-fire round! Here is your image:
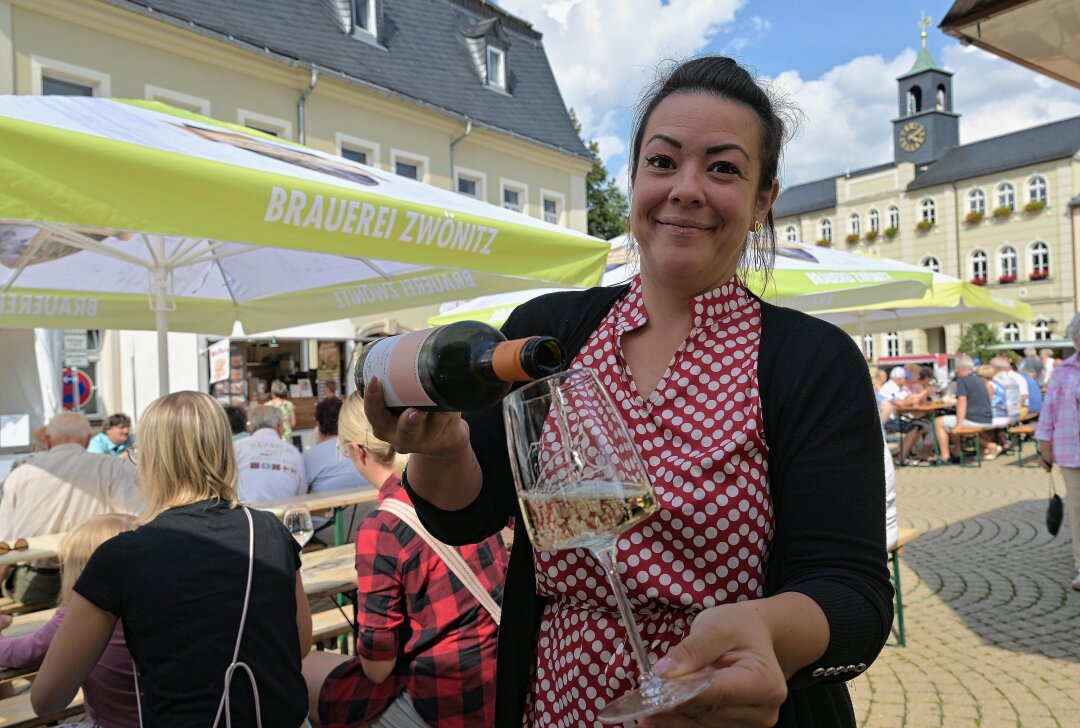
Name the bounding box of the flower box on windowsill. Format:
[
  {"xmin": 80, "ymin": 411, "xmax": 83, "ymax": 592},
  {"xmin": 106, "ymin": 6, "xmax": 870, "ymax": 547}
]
[
  {"xmin": 1030, "ymin": 270, "xmax": 1050, "ymax": 281},
  {"xmin": 865, "ymin": 229, "xmax": 879, "ymax": 241},
  {"xmin": 883, "ymin": 226, "xmax": 898, "ymax": 239},
  {"xmin": 970, "ymin": 276, "xmax": 988, "ymax": 286},
  {"xmin": 992, "ymin": 206, "xmax": 1013, "ymax": 219},
  {"xmin": 1024, "ymin": 200, "xmax": 1046, "ymax": 214},
  {"xmin": 965, "ymin": 211, "xmax": 984, "ymax": 225},
  {"xmin": 815, "ymin": 239, "xmax": 832, "ymax": 248},
  {"xmin": 845, "ymin": 233, "xmax": 859, "ymax": 244},
  {"xmin": 916, "ymin": 220, "xmax": 934, "ymax": 233},
  {"xmin": 997, "ymin": 274, "xmax": 1017, "ymax": 284}
]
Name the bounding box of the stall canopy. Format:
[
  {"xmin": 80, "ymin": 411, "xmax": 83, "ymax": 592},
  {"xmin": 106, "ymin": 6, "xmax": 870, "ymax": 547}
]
[
  {"xmin": 430, "ymin": 239, "xmax": 934, "ymax": 327},
  {"xmin": 0, "ymin": 96, "xmax": 608, "ymax": 391},
  {"xmin": 813, "ymin": 269, "xmax": 1033, "ymax": 334}
]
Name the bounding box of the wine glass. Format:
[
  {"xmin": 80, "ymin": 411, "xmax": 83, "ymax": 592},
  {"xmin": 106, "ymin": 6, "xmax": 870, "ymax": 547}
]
[
  {"xmin": 283, "ymin": 506, "xmax": 314, "ymax": 574},
  {"xmin": 503, "ymin": 368, "xmax": 714, "ymax": 723}
]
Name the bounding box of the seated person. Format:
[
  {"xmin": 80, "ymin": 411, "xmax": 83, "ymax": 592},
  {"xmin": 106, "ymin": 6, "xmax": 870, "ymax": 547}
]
[
  {"xmin": 87, "ymin": 414, "xmax": 134, "ymax": 459},
  {"xmin": 1018, "ymin": 363, "xmax": 1043, "ymax": 417},
  {"xmin": 223, "ymin": 405, "xmax": 250, "ymax": 441},
  {"xmin": 234, "ymin": 405, "xmax": 306, "ymax": 503},
  {"xmin": 880, "ymin": 367, "xmax": 931, "ymax": 464},
  {"xmin": 934, "ymin": 356, "xmax": 993, "ymax": 463},
  {"xmin": 303, "ymin": 398, "xmax": 376, "ymax": 538}
]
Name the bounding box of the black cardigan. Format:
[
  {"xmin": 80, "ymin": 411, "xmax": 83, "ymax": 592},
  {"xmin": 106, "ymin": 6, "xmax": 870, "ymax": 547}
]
[{"xmin": 404, "ymin": 285, "xmax": 893, "ymax": 727}]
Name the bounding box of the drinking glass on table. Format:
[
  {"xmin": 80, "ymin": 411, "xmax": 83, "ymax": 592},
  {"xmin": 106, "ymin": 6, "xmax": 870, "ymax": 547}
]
[
  {"xmin": 283, "ymin": 506, "xmax": 314, "ymax": 575},
  {"xmin": 503, "ymin": 368, "xmax": 713, "ymax": 723}
]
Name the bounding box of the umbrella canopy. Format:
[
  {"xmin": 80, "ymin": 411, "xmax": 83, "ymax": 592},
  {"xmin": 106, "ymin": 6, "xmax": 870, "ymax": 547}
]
[
  {"xmin": 430, "ymin": 238, "xmax": 933, "ymax": 327},
  {"xmin": 0, "ymin": 96, "xmax": 608, "ymax": 391},
  {"xmin": 813, "ymin": 270, "xmax": 1033, "ymax": 334}
]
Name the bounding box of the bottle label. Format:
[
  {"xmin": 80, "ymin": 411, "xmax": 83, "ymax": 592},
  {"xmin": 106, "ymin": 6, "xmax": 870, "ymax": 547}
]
[{"xmin": 362, "ymin": 330, "xmax": 437, "ymax": 408}]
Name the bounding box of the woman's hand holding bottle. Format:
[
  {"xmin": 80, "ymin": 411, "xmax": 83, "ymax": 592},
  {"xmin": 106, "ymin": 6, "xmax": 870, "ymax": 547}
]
[{"xmin": 363, "ymin": 377, "xmax": 471, "ymax": 458}]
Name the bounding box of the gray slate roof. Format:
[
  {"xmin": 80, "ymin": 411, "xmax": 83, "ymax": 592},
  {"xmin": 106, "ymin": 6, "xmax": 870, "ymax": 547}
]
[
  {"xmin": 105, "ymin": 0, "xmax": 590, "ymax": 160},
  {"xmin": 908, "ymin": 116, "xmax": 1080, "ymax": 190},
  {"xmin": 773, "ymin": 162, "xmax": 895, "ymax": 218}
]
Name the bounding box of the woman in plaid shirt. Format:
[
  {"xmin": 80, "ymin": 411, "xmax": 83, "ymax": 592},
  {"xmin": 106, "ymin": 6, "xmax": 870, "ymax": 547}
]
[
  {"xmin": 1036, "ymin": 311, "xmax": 1080, "ymax": 591},
  {"xmin": 303, "ymin": 393, "xmax": 508, "ymax": 727}
]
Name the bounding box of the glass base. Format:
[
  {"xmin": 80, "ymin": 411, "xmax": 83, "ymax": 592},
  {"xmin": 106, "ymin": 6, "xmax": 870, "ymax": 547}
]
[{"xmin": 597, "ymin": 667, "xmax": 714, "ymax": 724}]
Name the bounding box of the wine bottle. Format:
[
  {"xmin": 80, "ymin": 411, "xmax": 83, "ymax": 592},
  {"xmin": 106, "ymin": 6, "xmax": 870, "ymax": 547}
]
[{"xmin": 353, "ymin": 321, "xmax": 565, "ymax": 411}]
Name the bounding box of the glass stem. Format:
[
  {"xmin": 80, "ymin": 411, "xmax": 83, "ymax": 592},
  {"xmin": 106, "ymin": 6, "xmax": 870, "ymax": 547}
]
[{"xmin": 593, "ymin": 545, "xmax": 662, "ymax": 694}]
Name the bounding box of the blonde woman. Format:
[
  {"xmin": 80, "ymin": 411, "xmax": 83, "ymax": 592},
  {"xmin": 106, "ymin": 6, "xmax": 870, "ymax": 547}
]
[
  {"xmin": 0, "ymin": 514, "xmax": 138, "ymax": 727},
  {"xmin": 32, "ymin": 391, "xmax": 312, "ymax": 727},
  {"xmin": 303, "ymin": 393, "xmax": 506, "ymax": 728},
  {"xmin": 271, "ymin": 380, "xmax": 297, "ymax": 442}
]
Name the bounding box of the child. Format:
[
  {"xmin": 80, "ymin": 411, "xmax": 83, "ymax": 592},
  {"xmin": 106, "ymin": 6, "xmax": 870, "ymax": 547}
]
[
  {"xmin": 0, "ymin": 514, "xmax": 138, "ymax": 727},
  {"xmin": 31, "ymin": 391, "xmax": 312, "ymax": 727}
]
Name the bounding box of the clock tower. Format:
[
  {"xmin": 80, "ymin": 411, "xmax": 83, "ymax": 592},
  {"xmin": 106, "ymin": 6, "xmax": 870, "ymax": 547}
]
[{"xmin": 893, "ymin": 15, "xmax": 959, "ymax": 165}]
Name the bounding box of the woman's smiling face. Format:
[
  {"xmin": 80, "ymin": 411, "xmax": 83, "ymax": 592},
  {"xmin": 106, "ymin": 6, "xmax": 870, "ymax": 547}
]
[{"xmin": 630, "ymin": 92, "xmax": 777, "ymax": 296}]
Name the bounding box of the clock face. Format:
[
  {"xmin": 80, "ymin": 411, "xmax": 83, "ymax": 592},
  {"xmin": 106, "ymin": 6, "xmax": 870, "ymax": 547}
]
[{"xmin": 899, "ymin": 122, "xmax": 926, "ymax": 153}]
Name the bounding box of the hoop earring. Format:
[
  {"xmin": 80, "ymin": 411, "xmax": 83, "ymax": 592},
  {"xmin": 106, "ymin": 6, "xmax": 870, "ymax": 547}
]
[{"xmin": 754, "ymin": 220, "xmax": 764, "ymax": 236}]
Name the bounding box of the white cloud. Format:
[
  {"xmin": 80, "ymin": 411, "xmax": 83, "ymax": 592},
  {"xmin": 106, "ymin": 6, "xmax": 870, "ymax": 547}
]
[
  {"xmin": 499, "ymin": 0, "xmax": 746, "ymax": 143},
  {"xmin": 771, "ymin": 43, "xmax": 1080, "ymax": 186}
]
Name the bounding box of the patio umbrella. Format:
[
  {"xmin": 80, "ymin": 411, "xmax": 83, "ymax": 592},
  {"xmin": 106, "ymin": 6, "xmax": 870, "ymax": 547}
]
[
  {"xmin": 813, "ymin": 270, "xmax": 1033, "ymax": 334},
  {"xmin": 0, "ymin": 96, "xmax": 608, "ymax": 393},
  {"xmin": 429, "ymin": 238, "xmax": 934, "ymax": 327}
]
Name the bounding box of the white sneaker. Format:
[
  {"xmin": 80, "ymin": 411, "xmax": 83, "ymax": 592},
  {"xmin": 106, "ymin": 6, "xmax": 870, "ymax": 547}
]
[{"xmin": 1072, "ymin": 570, "xmax": 1080, "ymax": 591}]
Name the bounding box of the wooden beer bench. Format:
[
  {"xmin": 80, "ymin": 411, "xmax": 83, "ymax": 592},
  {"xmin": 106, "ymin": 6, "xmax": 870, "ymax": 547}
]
[{"xmin": 0, "ymin": 689, "xmax": 84, "ymax": 728}]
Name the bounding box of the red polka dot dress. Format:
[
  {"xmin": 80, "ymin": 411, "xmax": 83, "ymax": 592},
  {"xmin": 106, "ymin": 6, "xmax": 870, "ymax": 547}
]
[{"xmin": 525, "ymin": 274, "xmax": 774, "ymax": 727}]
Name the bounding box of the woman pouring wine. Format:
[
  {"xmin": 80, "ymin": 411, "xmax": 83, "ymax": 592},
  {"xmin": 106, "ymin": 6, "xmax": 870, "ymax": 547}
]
[{"xmin": 364, "ymin": 56, "xmax": 893, "ymax": 728}]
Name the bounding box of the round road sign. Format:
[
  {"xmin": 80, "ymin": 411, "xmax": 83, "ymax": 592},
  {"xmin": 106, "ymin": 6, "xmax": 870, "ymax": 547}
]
[{"xmin": 61, "ymin": 368, "xmax": 95, "ymax": 410}]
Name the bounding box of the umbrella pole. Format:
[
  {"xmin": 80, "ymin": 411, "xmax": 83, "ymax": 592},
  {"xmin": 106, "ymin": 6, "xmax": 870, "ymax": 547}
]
[
  {"xmin": 153, "ymin": 267, "xmax": 170, "ymax": 395},
  {"xmin": 858, "ymin": 312, "xmax": 867, "ymax": 358}
]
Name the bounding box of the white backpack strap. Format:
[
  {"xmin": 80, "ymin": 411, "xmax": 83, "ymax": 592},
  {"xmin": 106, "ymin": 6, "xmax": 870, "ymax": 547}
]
[
  {"xmin": 211, "ymin": 506, "xmax": 262, "ymax": 728},
  {"xmin": 379, "ymin": 499, "xmax": 501, "ymax": 626}
]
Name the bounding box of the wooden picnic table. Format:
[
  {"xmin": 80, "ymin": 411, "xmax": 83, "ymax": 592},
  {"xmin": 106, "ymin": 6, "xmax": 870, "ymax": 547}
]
[
  {"xmin": 0, "ymin": 487, "xmax": 379, "ymax": 567},
  {"xmin": 253, "ymin": 486, "xmax": 379, "ymax": 545},
  {"xmin": 0, "ymin": 606, "xmax": 58, "ymax": 683}
]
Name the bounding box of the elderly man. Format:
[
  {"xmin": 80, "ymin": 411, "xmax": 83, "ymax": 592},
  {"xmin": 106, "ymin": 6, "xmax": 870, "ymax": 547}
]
[
  {"xmin": 87, "ymin": 412, "xmax": 134, "ymax": 458},
  {"xmin": 234, "ymin": 404, "xmax": 306, "ymax": 503},
  {"xmin": 0, "ymin": 412, "xmax": 142, "ymax": 606},
  {"xmin": 934, "ymin": 356, "xmax": 994, "ymax": 463}
]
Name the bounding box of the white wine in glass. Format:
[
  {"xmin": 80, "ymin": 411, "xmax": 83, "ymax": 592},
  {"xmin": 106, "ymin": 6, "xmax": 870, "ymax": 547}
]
[{"xmin": 504, "ymin": 368, "xmax": 713, "ymax": 724}]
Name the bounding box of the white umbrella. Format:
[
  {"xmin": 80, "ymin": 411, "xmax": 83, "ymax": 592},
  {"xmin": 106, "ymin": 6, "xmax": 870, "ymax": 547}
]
[{"xmin": 0, "ymin": 96, "xmax": 608, "ymax": 393}]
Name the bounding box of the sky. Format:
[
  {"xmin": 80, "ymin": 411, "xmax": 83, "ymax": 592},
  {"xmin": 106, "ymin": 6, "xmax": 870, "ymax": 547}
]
[{"xmin": 495, "ymin": 0, "xmax": 1080, "ymax": 190}]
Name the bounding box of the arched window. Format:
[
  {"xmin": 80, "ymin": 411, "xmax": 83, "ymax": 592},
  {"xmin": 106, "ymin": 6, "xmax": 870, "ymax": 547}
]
[
  {"xmin": 1001, "ymin": 323, "xmax": 1020, "ymax": 343},
  {"xmin": 863, "ymin": 335, "xmax": 874, "ymax": 360},
  {"xmin": 820, "ymin": 218, "xmax": 832, "ymax": 242},
  {"xmin": 920, "ymin": 198, "xmax": 936, "ymax": 224},
  {"xmin": 970, "ymin": 249, "xmax": 988, "ymax": 281},
  {"xmin": 849, "ymin": 213, "xmax": 860, "ymax": 236},
  {"xmin": 1034, "ymin": 319, "xmax": 1052, "ymax": 341},
  {"xmin": 885, "ymin": 331, "xmax": 900, "ymax": 358},
  {"xmin": 907, "ymin": 88, "xmax": 921, "ymax": 115},
  {"xmin": 888, "ymin": 206, "xmax": 900, "ymax": 230},
  {"xmin": 868, "ymin": 209, "xmax": 880, "ymax": 232},
  {"xmin": 1030, "ymin": 241, "xmax": 1050, "ymax": 277},
  {"xmin": 999, "ymin": 246, "xmax": 1017, "ymax": 279},
  {"xmin": 785, "ymin": 225, "xmax": 796, "ymax": 243},
  {"xmin": 1028, "ymin": 176, "xmax": 1047, "ymax": 203},
  {"xmin": 997, "ymin": 183, "xmax": 1015, "ymax": 210},
  {"xmin": 921, "ymin": 256, "xmax": 940, "ymax": 272},
  {"xmin": 936, "ymin": 85, "xmax": 946, "ymax": 111},
  {"xmin": 968, "ymin": 189, "xmax": 986, "ymax": 214}
]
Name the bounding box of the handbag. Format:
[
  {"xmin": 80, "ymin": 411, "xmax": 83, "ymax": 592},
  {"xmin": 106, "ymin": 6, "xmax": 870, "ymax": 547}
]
[{"xmin": 1047, "ymin": 473, "xmax": 1064, "ymax": 537}]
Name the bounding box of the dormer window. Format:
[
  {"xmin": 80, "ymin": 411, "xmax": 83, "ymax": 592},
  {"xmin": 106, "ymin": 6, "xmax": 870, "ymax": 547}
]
[
  {"xmin": 352, "ymin": 0, "xmax": 376, "ymax": 37},
  {"xmin": 487, "ymin": 46, "xmax": 506, "ymax": 90}
]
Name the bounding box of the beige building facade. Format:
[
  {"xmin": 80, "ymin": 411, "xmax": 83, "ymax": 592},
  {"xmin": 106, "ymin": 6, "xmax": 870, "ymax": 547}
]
[
  {"xmin": 774, "ymin": 42, "xmax": 1080, "ymax": 359},
  {"xmin": 0, "ymin": 0, "xmax": 591, "ymax": 230}
]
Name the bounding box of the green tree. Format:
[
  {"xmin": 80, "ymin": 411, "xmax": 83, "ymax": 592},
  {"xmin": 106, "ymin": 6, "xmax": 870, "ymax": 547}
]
[
  {"xmin": 957, "ymin": 323, "xmax": 1000, "ymax": 363},
  {"xmin": 570, "ymin": 109, "xmax": 629, "ymax": 240}
]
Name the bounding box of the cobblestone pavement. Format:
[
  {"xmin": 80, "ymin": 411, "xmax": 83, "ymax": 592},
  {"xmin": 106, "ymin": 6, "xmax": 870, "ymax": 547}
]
[{"xmin": 850, "ymin": 453, "xmax": 1080, "ymax": 727}]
